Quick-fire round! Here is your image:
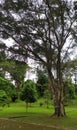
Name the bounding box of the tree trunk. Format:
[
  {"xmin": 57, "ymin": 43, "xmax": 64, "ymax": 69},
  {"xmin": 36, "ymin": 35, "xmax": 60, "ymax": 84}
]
[
  {"xmin": 50, "ymin": 50, "xmax": 66, "ymax": 117},
  {"xmin": 26, "ymin": 102, "xmax": 28, "ymax": 112},
  {"xmin": 53, "ymin": 89, "xmax": 66, "ymax": 117},
  {"xmin": 48, "ymin": 70, "xmax": 66, "ymax": 117}
]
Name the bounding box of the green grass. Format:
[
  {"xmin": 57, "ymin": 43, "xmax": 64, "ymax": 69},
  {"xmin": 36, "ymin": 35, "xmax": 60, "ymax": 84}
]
[{"xmin": 0, "ymin": 99, "xmax": 77, "ymax": 130}]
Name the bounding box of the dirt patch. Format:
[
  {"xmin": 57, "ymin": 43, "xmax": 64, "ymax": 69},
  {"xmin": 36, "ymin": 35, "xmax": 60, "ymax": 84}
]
[{"xmin": 0, "ymin": 118, "xmax": 76, "ymax": 130}]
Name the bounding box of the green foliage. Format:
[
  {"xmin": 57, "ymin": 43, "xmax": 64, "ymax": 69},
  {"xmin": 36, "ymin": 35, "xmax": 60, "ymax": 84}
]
[
  {"xmin": 44, "ymin": 90, "xmax": 51, "ymax": 108},
  {"xmin": 3, "ymin": 60, "xmax": 29, "ymax": 88},
  {"xmin": 0, "ymin": 90, "xmax": 8, "ymax": 107},
  {"xmin": 0, "ymin": 76, "xmax": 17, "ymax": 102},
  {"xmin": 20, "ymin": 80, "xmax": 38, "ymax": 103},
  {"xmin": 10, "ymin": 90, "xmax": 18, "ymax": 102},
  {"xmin": 44, "ymin": 90, "xmax": 51, "ymax": 100},
  {"xmin": 65, "ymin": 80, "xmax": 75, "ymax": 100},
  {"xmin": 36, "ymin": 69, "xmax": 48, "ymax": 97}
]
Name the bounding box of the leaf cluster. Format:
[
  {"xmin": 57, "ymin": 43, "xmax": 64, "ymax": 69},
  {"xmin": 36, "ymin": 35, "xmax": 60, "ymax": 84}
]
[{"xmin": 20, "ymin": 80, "xmax": 38, "ymax": 103}]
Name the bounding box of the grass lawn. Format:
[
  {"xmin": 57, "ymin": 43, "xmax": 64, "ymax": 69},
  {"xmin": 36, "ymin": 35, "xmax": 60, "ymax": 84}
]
[{"xmin": 0, "ymin": 99, "xmax": 77, "ymax": 130}]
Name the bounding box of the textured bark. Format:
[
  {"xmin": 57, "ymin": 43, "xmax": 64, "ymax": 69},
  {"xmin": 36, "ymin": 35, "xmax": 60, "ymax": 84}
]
[
  {"xmin": 53, "ymin": 90, "xmax": 66, "ymax": 117},
  {"xmin": 50, "ymin": 50, "xmax": 66, "ymax": 117},
  {"xmin": 48, "ymin": 72, "xmax": 66, "ymax": 117}
]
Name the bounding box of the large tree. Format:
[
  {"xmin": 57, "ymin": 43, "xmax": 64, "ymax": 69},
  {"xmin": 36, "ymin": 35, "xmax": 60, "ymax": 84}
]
[{"xmin": 0, "ymin": 0, "xmax": 77, "ymax": 117}]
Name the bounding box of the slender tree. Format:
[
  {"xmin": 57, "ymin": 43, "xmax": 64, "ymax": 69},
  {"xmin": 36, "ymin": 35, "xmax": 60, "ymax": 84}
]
[{"xmin": 0, "ymin": 0, "xmax": 77, "ymax": 117}]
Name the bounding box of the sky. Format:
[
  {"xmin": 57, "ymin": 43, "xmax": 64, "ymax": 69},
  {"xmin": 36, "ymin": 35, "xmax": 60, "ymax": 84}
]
[{"xmin": 1, "ymin": 38, "xmax": 14, "ymax": 47}]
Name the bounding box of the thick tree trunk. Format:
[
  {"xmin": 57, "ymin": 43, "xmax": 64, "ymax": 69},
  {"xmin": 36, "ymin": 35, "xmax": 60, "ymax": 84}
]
[
  {"xmin": 47, "ymin": 48, "xmax": 66, "ymax": 117},
  {"xmin": 51, "ymin": 50, "xmax": 66, "ymax": 117},
  {"xmin": 53, "ymin": 90, "xmax": 66, "ymax": 117},
  {"xmin": 48, "ymin": 71, "xmax": 66, "ymax": 117},
  {"xmin": 51, "ymin": 82, "xmax": 66, "ymax": 117}
]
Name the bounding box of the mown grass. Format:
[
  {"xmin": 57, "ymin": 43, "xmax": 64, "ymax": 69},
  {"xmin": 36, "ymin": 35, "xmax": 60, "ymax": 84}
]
[{"xmin": 0, "ymin": 99, "xmax": 77, "ymax": 130}]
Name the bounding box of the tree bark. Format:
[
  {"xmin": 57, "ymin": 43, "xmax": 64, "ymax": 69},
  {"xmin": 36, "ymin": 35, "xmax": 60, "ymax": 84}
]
[
  {"xmin": 48, "ymin": 70, "xmax": 66, "ymax": 117},
  {"xmin": 54, "ymin": 50, "xmax": 66, "ymax": 117},
  {"xmin": 53, "ymin": 89, "xmax": 66, "ymax": 117}
]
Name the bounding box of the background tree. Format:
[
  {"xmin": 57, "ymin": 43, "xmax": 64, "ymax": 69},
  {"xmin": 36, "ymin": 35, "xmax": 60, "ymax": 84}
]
[
  {"xmin": 36, "ymin": 68, "xmax": 48, "ymax": 97},
  {"xmin": 0, "ymin": 0, "xmax": 77, "ymax": 117},
  {"xmin": 44, "ymin": 89, "xmax": 51, "ymax": 108},
  {"xmin": 0, "ymin": 90, "xmax": 8, "ymax": 107},
  {"xmin": 20, "ymin": 80, "xmax": 38, "ymax": 111},
  {"xmin": 64, "ymin": 79, "xmax": 75, "ymax": 102},
  {"xmin": 63, "ymin": 57, "xmax": 77, "ymax": 94},
  {"xmin": 0, "ymin": 57, "xmax": 29, "ymax": 89},
  {"xmin": 0, "ymin": 76, "xmax": 17, "ymax": 102},
  {"xmin": 7, "ymin": 59, "xmax": 29, "ymax": 89}
]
